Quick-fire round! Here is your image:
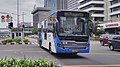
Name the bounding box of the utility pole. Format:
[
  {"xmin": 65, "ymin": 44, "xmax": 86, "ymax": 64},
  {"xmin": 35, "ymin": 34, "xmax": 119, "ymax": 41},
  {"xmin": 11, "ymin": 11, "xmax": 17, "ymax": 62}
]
[
  {"xmin": 22, "ymin": 12, "xmax": 26, "ymax": 24},
  {"xmin": 17, "ymin": 0, "xmax": 19, "ymax": 28},
  {"xmin": 22, "ymin": 12, "xmax": 26, "ymax": 38}
]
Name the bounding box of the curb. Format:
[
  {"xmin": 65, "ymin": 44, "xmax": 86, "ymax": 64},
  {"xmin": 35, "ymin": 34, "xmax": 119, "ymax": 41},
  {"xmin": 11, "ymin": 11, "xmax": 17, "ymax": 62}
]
[{"xmin": 0, "ymin": 42, "xmax": 32, "ymax": 45}]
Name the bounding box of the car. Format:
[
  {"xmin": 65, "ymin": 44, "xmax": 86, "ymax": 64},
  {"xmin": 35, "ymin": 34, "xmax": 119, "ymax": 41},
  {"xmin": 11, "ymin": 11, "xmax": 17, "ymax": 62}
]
[
  {"xmin": 108, "ymin": 35, "xmax": 120, "ymax": 51},
  {"xmin": 99, "ymin": 34, "xmax": 109, "ymax": 46}
]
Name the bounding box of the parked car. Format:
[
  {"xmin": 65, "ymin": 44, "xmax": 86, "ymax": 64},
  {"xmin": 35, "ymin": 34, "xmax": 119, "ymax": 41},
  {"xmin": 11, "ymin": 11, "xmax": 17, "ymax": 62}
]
[
  {"xmin": 99, "ymin": 34, "xmax": 109, "ymax": 46},
  {"xmin": 108, "ymin": 35, "xmax": 120, "ymax": 51}
]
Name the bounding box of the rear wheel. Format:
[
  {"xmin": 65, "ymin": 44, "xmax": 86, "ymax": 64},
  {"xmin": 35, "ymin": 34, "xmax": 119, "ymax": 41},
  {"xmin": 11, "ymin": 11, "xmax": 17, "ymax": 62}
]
[
  {"xmin": 49, "ymin": 42, "xmax": 53, "ymax": 54},
  {"xmin": 109, "ymin": 45, "xmax": 114, "ymax": 51},
  {"xmin": 39, "ymin": 40, "xmax": 42, "ymax": 48}
]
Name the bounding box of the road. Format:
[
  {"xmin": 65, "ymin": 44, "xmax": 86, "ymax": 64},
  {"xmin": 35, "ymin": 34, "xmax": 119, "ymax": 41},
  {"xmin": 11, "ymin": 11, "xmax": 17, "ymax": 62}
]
[{"xmin": 0, "ymin": 38, "xmax": 120, "ymax": 67}]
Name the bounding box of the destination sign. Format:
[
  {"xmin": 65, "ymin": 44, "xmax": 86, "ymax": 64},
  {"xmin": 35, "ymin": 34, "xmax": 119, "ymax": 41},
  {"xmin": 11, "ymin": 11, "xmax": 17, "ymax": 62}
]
[
  {"xmin": 64, "ymin": 12, "xmax": 84, "ymax": 16},
  {"xmin": 58, "ymin": 11, "xmax": 89, "ymax": 17}
]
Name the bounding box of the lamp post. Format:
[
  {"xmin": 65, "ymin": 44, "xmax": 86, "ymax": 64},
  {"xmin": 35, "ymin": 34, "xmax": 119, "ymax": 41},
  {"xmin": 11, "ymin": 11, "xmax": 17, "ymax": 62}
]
[{"xmin": 17, "ymin": 0, "xmax": 19, "ymax": 28}]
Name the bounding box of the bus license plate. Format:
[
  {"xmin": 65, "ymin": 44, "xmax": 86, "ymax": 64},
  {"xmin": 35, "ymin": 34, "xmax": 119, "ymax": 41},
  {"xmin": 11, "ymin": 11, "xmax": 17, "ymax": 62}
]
[{"xmin": 72, "ymin": 50, "xmax": 78, "ymax": 52}]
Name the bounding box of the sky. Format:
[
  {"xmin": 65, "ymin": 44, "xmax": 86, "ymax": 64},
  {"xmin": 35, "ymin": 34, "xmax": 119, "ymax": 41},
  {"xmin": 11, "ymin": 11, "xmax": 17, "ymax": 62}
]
[{"xmin": 0, "ymin": 0, "xmax": 44, "ymax": 28}]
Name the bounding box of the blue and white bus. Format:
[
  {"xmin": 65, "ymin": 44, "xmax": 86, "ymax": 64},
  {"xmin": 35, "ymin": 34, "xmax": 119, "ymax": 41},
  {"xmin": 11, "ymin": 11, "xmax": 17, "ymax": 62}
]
[{"xmin": 38, "ymin": 10, "xmax": 93, "ymax": 54}]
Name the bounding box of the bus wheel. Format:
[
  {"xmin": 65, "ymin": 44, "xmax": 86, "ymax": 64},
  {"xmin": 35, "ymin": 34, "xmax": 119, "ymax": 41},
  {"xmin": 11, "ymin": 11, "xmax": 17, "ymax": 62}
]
[
  {"xmin": 49, "ymin": 42, "xmax": 52, "ymax": 54},
  {"xmin": 38, "ymin": 40, "xmax": 42, "ymax": 48}
]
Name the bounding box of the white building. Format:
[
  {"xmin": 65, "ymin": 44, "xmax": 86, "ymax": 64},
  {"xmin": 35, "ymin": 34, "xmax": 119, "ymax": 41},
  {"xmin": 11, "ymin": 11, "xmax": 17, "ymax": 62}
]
[
  {"xmin": 67, "ymin": 0, "xmax": 79, "ymax": 10},
  {"xmin": 109, "ymin": 0, "xmax": 120, "ymax": 22},
  {"xmin": 78, "ymin": 0, "xmax": 105, "ymax": 23}
]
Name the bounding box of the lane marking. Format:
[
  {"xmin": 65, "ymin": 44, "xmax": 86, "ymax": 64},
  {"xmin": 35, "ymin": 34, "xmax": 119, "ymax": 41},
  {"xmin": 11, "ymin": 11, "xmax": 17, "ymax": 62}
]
[{"xmin": 63, "ymin": 64, "xmax": 120, "ymax": 67}]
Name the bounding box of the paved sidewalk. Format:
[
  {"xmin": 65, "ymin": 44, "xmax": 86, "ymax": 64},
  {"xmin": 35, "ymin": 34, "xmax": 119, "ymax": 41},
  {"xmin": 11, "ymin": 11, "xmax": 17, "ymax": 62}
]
[{"xmin": 25, "ymin": 37, "xmax": 39, "ymax": 45}]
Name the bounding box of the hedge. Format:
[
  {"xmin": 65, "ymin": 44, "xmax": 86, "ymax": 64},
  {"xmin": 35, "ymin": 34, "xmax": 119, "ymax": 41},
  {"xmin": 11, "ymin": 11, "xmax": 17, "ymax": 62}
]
[{"xmin": 0, "ymin": 57, "xmax": 56, "ymax": 67}]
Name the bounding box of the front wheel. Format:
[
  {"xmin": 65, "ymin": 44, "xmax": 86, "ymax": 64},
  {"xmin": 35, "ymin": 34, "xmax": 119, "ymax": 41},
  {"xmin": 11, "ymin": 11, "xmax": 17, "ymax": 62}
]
[
  {"xmin": 49, "ymin": 42, "xmax": 53, "ymax": 54},
  {"xmin": 109, "ymin": 45, "xmax": 114, "ymax": 51}
]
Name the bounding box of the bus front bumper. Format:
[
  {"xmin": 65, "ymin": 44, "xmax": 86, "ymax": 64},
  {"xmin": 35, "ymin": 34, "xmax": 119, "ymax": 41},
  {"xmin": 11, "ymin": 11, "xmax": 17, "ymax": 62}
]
[{"xmin": 56, "ymin": 46, "xmax": 90, "ymax": 53}]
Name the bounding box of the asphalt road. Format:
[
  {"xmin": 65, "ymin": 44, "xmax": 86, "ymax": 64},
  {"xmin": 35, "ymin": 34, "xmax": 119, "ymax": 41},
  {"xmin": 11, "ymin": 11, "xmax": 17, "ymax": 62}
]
[{"xmin": 0, "ymin": 38, "xmax": 120, "ymax": 67}]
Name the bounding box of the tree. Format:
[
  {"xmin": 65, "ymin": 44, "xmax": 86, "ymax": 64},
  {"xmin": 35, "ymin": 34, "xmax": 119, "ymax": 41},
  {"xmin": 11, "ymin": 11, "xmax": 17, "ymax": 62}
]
[
  {"xmin": 32, "ymin": 27, "xmax": 39, "ymax": 34},
  {"xmin": 96, "ymin": 29, "xmax": 105, "ymax": 36}
]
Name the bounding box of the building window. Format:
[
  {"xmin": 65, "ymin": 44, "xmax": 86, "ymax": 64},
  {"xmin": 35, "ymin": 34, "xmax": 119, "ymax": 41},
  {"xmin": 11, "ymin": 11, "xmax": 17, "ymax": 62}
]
[
  {"xmin": 19, "ymin": 33, "xmax": 21, "ymax": 36},
  {"xmin": 111, "ymin": 0, "xmax": 120, "ymax": 5},
  {"xmin": 16, "ymin": 33, "xmax": 18, "ymax": 36}
]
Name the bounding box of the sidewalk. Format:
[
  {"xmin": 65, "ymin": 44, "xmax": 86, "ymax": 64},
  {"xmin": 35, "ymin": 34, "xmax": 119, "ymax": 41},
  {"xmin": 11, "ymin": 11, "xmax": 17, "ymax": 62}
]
[{"xmin": 25, "ymin": 37, "xmax": 39, "ymax": 45}]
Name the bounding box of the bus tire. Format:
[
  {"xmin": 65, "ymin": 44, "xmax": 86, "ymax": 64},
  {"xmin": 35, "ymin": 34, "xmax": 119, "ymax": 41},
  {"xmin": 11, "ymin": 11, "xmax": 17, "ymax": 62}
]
[
  {"xmin": 39, "ymin": 40, "xmax": 42, "ymax": 48},
  {"xmin": 49, "ymin": 42, "xmax": 53, "ymax": 54}
]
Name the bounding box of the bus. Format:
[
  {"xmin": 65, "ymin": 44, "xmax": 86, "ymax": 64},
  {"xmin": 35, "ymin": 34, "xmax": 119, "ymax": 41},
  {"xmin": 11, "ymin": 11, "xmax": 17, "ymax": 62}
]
[{"xmin": 38, "ymin": 10, "xmax": 93, "ymax": 54}]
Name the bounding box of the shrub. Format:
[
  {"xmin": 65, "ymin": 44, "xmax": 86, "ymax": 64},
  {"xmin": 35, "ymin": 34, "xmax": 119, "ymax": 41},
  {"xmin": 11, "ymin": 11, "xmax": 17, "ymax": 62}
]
[
  {"xmin": 90, "ymin": 36, "xmax": 99, "ymax": 41},
  {"xmin": 23, "ymin": 39, "xmax": 29, "ymax": 43},
  {"xmin": 14, "ymin": 38, "xmax": 22, "ymax": 43},
  {"xmin": 6, "ymin": 39, "xmax": 13, "ymax": 43},
  {"xmin": 90, "ymin": 37, "xmax": 95, "ymax": 40},
  {"xmin": 1, "ymin": 40, "xmax": 7, "ymax": 44},
  {"xmin": 0, "ymin": 57, "xmax": 56, "ymax": 67}
]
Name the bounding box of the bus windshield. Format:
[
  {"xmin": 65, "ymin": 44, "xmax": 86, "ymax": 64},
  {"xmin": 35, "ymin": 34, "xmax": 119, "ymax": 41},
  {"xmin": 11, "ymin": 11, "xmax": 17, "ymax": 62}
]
[{"xmin": 58, "ymin": 16, "xmax": 88, "ymax": 36}]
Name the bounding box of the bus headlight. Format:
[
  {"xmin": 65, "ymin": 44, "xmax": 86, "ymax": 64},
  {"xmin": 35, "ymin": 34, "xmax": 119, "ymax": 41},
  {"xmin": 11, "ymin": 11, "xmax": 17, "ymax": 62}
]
[
  {"xmin": 57, "ymin": 43, "xmax": 65, "ymax": 48},
  {"xmin": 57, "ymin": 43, "xmax": 61, "ymax": 47}
]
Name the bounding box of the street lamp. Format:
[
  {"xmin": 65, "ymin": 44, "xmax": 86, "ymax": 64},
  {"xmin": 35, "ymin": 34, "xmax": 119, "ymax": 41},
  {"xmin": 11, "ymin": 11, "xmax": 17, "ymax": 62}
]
[{"xmin": 17, "ymin": 0, "xmax": 19, "ymax": 28}]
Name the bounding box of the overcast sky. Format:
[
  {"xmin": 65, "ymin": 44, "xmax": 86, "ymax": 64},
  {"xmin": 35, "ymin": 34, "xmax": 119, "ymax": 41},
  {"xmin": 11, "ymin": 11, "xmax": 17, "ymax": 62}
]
[{"xmin": 0, "ymin": 0, "xmax": 44, "ymax": 28}]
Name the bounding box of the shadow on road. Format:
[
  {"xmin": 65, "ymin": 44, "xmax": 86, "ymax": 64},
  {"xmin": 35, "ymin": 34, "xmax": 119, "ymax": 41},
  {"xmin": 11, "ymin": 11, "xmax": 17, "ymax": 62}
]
[
  {"xmin": 114, "ymin": 50, "xmax": 120, "ymax": 52},
  {"xmin": 53, "ymin": 54, "xmax": 87, "ymax": 59},
  {"xmin": 40, "ymin": 47, "xmax": 88, "ymax": 59}
]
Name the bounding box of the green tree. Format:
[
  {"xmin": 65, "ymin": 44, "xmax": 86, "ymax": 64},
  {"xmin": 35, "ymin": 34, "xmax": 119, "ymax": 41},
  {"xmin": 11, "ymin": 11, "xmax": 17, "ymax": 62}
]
[
  {"xmin": 32, "ymin": 27, "xmax": 39, "ymax": 34},
  {"xmin": 96, "ymin": 29, "xmax": 105, "ymax": 36}
]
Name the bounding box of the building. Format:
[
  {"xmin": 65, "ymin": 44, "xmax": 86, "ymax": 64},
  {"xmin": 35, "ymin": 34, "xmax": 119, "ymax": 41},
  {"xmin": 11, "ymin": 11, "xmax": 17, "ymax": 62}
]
[
  {"xmin": 44, "ymin": 0, "xmax": 68, "ymax": 14},
  {"xmin": 109, "ymin": 0, "xmax": 120, "ymax": 22},
  {"xmin": 32, "ymin": 7, "xmax": 50, "ymax": 28},
  {"xmin": 0, "ymin": 28, "xmax": 10, "ymax": 38},
  {"xmin": 19, "ymin": 22, "xmax": 32, "ymax": 28},
  {"xmin": 11, "ymin": 28, "xmax": 23, "ymax": 39},
  {"xmin": 78, "ymin": 0, "xmax": 105, "ymax": 23},
  {"xmin": 67, "ymin": 0, "xmax": 79, "ymax": 10},
  {"xmin": 24, "ymin": 26, "xmax": 33, "ymax": 35},
  {"xmin": 19, "ymin": 22, "xmax": 33, "ymax": 35}
]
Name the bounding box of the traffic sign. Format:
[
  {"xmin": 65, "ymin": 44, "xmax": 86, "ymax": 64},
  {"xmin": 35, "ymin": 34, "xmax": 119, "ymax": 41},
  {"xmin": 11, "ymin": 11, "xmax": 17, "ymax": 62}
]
[
  {"xmin": 6, "ymin": 19, "xmax": 10, "ymax": 22},
  {"xmin": 6, "ymin": 15, "xmax": 10, "ymax": 19},
  {"xmin": 1, "ymin": 15, "xmax": 5, "ymax": 19},
  {"xmin": 1, "ymin": 19, "xmax": 5, "ymax": 22}
]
